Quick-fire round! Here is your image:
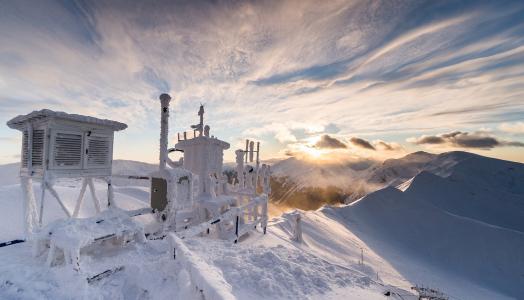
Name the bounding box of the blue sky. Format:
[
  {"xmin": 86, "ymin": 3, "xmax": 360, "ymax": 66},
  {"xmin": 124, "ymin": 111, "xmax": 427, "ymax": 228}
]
[{"xmin": 1, "ymin": 0, "xmax": 524, "ymax": 164}]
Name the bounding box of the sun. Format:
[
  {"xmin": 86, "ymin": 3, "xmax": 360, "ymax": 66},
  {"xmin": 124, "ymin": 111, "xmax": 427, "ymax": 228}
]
[{"xmin": 302, "ymin": 146, "xmax": 323, "ymax": 159}]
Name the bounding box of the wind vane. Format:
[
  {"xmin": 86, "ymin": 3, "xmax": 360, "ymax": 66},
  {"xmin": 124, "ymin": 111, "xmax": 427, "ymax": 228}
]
[{"xmin": 191, "ymin": 104, "xmax": 205, "ymax": 137}]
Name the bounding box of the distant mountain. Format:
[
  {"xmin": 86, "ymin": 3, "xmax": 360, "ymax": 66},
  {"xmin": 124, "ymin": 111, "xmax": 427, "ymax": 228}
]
[
  {"xmin": 330, "ymin": 152, "xmax": 524, "ymax": 298},
  {"xmin": 271, "ymin": 157, "xmax": 375, "ymax": 189},
  {"xmin": 269, "ymin": 151, "xmax": 510, "ymax": 210},
  {"xmin": 365, "ymin": 151, "xmax": 436, "ymax": 186}
]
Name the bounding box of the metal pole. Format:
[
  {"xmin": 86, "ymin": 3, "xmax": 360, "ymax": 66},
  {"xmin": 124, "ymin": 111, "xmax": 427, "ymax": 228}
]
[
  {"xmin": 245, "ymin": 140, "xmax": 249, "ymax": 163},
  {"xmin": 158, "ymin": 93, "xmax": 172, "ymax": 171}
]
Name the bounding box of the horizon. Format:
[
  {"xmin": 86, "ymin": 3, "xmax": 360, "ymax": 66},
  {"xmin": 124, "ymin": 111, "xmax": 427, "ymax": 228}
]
[{"xmin": 1, "ymin": 0, "xmax": 524, "ymax": 164}]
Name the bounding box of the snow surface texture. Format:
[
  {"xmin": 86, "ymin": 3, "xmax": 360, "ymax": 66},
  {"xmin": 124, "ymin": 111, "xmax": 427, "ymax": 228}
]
[
  {"xmin": 0, "ymin": 151, "xmax": 522, "ymax": 299},
  {"xmin": 0, "ymin": 178, "xmax": 399, "ymax": 299}
]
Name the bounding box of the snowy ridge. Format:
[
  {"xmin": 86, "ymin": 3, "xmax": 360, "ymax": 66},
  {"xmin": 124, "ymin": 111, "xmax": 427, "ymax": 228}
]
[{"xmin": 329, "ymin": 153, "xmax": 524, "ymax": 299}]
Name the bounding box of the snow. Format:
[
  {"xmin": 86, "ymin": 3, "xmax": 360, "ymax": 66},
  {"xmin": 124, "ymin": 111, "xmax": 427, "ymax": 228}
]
[
  {"xmin": 0, "ymin": 151, "xmax": 522, "ymax": 299},
  {"xmin": 332, "ymin": 153, "xmax": 524, "ymax": 299},
  {"xmin": 37, "ymin": 208, "xmax": 144, "ymax": 251},
  {"xmin": 168, "ymin": 233, "xmax": 235, "ymax": 300},
  {"xmin": 6, "ymin": 109, "xmax": 127, "ymax": 131},
  {"xmin": 0, "ymin": 177, "xmax": 405, "ymax": 299}
]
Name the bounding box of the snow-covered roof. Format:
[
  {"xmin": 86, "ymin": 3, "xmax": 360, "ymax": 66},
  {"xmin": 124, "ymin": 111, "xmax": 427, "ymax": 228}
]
[
  {"xmin": 176, "ymin": 136, "xmax": 230, "ymax": 150},
  {"xmin": 6, "ymin": 109, "xmax": 127, "ymax": 131}
]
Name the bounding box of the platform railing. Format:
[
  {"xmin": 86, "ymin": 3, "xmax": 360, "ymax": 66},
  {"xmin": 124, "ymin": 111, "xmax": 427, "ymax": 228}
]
[{"xmin": 177, "ymin": 195, "xmax": 268, "ymax": 242}]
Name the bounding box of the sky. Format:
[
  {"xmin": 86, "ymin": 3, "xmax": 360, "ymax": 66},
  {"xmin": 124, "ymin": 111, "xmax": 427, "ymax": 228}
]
[{"xmin": 1, "ymin": 0, "xmax": 524, "ymax": 164}]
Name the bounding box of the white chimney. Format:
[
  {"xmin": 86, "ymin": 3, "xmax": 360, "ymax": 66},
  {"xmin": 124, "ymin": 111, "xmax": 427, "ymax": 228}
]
[{"xmin": 159, "ymin": 93, "xmax": 172, "ymax": 171}]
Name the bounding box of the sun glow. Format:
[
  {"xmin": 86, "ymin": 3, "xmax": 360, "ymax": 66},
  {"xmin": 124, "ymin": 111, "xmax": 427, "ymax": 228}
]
[{"xmin": 302, "ymin": 146, "xmax": 324, "ymax": 159}]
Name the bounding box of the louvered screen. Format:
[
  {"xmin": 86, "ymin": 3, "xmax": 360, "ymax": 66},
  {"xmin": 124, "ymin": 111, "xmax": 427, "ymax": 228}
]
[
  {"xmin": 53, "ymin": 133, "xmax": 83, "ymax": 167},
  {"xmin": 31, "ymin": 130, "xmax": 44, "ymax": 167},
  {"xmin": 21, "ymin": 130, "xmax": 29, "ymax": 167},
  {"xmin": 87, "ymin": 136, "xmax": 110, "ymax": 167}
]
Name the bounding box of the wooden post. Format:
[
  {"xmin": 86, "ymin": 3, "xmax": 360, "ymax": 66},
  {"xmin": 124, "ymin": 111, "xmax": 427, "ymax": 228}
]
[
  {"xmin": 262, "ymin": 196, "xmax": 268, "ymax": 234},
  {"xmin": 38, "ymin": 180, "xmax": 46, "ymax": 225},
  {"xmin": 87, "ymin": 178, "xmax": 101, "ymax": 213},
  {"xmin": 106, "ymin": 177, "xmax": 114, "ymax": 207},
  {"xmin": 234, "ymin": 215, "xmax": 239, "ymax": 243},
  {"xmin": 27, "ymin": 123, "xmax": 33, "ymax": 174},
  {"xmin": 20, "ymin": 176, "xmax": 38, "ymax": 238}
]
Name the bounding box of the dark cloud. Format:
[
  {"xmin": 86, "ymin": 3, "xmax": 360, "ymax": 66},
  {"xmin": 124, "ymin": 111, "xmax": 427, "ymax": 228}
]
[
  {"xmin": 374, "ymin": 140, "xmax": 401, "ymax": 151},
  {"xmin": 409, "ymin": 131, "xmax": 524, "ymax": 149},
  {"xmin": 505, "ymin": 141, "xmax": 524, "ymax": 147},
  {"xmin": 350, "ymin": 137, "xmax": 375, "ymax": 150},
  {"xmin": 414, "ymin": 135, "xmax": 446, "ymax": 145},
  {"xmin": 315, "ymin": 135, "xmax": 347, "ymax": 149},
  {"xmin": 284, "ymin": 150, "xmax": 296, "ymax": 156}
]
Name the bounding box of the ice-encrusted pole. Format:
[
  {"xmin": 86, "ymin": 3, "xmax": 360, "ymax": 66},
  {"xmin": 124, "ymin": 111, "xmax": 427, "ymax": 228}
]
[
  {"xmin": 159, "ymin": 93, "xmax": 172, "ymax": 171},
  {"xmin": 21, "ymin": 177, "xmax": 38, "ymax": 239}
]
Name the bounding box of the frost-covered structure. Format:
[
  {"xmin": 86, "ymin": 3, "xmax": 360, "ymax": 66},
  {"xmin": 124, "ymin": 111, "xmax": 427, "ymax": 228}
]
[
  {"xmin": 5, "ymin": 93, "xmax": 270, "ymax": 287},
  {"xmin": 7, "ymin": 109, "xmax": 127, "ymax": 237},
  {"xmin": 150, "ymin": 94, "xmax": 269, "ymax": 240}
]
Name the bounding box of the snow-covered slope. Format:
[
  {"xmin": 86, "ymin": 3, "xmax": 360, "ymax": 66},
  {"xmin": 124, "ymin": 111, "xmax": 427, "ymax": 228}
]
[
  {"xmin": 330, "ymin": 152, "xmax": 524, "ymax": 299},
  {"xmin": 365, "ymin": 151, "xmax": 436, "ymax": 186},
  {"xmin": 0, "ymin": 162, "xmax": 21, "ymax": 186}
]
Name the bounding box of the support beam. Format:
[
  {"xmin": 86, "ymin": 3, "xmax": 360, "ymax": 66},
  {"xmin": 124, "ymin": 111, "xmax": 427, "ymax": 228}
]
[
  {"xmin": 106, "ymin": 177, "xmax": 115, "ymax": 207},
  {"xmin": 72, "ymin": 178, "xmax": 88, "ymax": 217},
  {"xmin": 20, "ymin": 177, "xmax": 39, "ymax": 238},
  {"xmin": 45, "ymin": 181, "xmax": 71, "ymax": 218},
  {"xmin": 38, "ymin": 180, "xmax": 46, "ymax": 225},
  {"xmin": 87, "ymin": 178, "xmax": 101, "ymax": 213}
]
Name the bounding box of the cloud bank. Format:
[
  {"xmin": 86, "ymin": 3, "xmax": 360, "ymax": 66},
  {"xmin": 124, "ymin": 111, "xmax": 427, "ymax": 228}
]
[
  {"xmin": 350, "ymin": 137, "xmax": 375, "ymax": 150},
  {"xmin": 315, "ymin": 135, "xmax": 347, "ymax": 149},
  {"xmin": 408, "ymin": 131, "xmax": 524, "ymax": 149}
]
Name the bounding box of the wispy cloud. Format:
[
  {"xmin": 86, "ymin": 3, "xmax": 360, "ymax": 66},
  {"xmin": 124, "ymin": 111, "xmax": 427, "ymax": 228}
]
[
  {"xmin": 499, "ymin": 122, "xmax": 524, "ymax": 134},
  {"xmin": 0, "ymin": 0, "xmax": 523, "ymax": 163}
]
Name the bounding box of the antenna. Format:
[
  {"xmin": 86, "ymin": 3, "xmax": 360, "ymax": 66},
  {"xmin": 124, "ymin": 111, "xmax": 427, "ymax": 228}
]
[
  {"xmin": 245, "ymin": 139, "xmax": 249, "ymax": 163},
  {"xmin": 249, "ymin": 141, "xmax": 254, "ymax": 162}
]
